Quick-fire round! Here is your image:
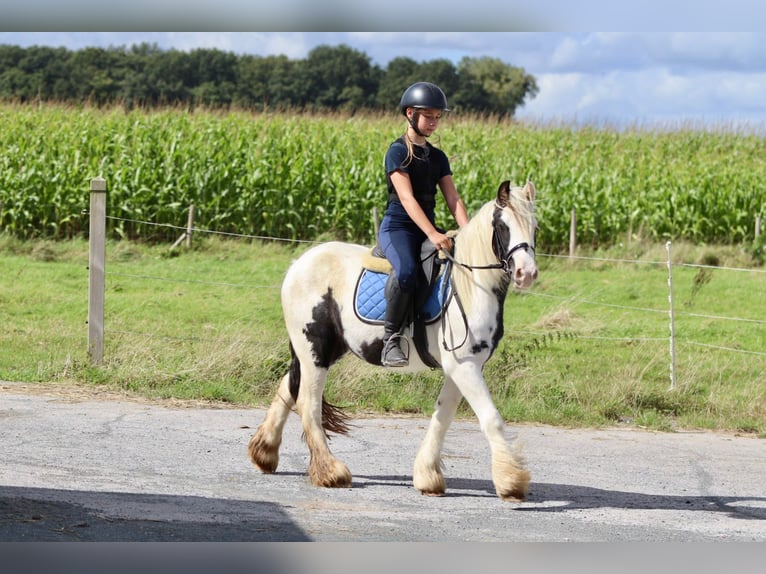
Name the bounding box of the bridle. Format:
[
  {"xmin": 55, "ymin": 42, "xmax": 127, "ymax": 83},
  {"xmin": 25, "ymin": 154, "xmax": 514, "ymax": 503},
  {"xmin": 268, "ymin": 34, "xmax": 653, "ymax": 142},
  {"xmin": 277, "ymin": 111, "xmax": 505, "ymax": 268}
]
[
  {"xmin": 429, "ymin": 207, "xmax": 536, "ymax": 354},
  {"xmin": 492, "ymin": 234, "xmax": 536, "ymax": 275},
  {"xmin": 440, "ymin": 237, "xmax": 534, "ymax": 274},
  {"xmin": 440, "ymin": 206, "xmax": 536, "ymax": 275}
]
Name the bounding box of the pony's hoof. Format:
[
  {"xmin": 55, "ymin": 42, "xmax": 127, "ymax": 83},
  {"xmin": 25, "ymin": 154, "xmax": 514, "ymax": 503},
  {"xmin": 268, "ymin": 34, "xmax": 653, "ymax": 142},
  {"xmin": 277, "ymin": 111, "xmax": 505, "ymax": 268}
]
[
  {"xmin": 492, "ymin": 449, "xmax": 530, "ymax": 501},
  {"xmin": 418, "ymin": 489, "xmax": 446, "ymax": 497},
  {"xmin": 248, "ymin": 430, "xmax": 280, "ymax": 473},
  {"xmin": 413, "ymin": 466, "xmax": 446, "ymax": 497},
  {"xmin": 309, "ymin": 458, "xmax": 352, "ymax": 488},
  {"xmin": 494, "ymin": 468, "xmax": 531, "ymax": 502},
  {"xmin": 315, "ymin": 475, "xmax": 353, "ymax": 488}
]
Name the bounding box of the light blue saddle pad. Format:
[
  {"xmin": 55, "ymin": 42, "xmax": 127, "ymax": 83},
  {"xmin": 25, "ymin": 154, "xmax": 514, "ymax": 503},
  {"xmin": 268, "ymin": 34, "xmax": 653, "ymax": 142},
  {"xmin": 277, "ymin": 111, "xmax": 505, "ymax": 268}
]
[{"xmin": 353, "ymin": 269, "xmax": 451, "ymax": 324}]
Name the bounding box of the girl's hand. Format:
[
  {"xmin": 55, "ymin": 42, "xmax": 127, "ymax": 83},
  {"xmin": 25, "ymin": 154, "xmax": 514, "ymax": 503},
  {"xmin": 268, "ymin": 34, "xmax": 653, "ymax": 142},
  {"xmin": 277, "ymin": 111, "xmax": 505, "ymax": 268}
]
[{"xmin": 429, "ymin": 231, "xmax": 453, "ymax": 252}]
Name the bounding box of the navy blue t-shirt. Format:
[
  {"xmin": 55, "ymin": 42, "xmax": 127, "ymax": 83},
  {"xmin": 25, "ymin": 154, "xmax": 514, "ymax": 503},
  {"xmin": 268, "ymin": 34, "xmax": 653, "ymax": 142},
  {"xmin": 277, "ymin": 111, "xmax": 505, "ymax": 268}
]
[{"xmin": 384, "ymin": 136, "xmax": 452, "ymax": 221}]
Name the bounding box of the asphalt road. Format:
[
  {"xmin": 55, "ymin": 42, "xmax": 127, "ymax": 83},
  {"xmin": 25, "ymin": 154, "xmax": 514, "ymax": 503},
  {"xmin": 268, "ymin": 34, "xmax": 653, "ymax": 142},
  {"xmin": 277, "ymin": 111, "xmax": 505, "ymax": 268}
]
[{"xmin": 2, "ymin": 381, "xmax": 765, "ymax": 542}]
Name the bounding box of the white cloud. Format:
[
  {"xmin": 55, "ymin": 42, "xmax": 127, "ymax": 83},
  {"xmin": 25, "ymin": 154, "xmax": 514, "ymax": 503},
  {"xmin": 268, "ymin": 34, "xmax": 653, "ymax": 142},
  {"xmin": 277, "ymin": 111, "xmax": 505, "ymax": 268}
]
[
  {"xmin": 516, "ymin": 65, "xmax": 766, "ymax": 129},
  {"xmin": 542, "ymin": 33, "xmax": 766, "ymax": 74}
]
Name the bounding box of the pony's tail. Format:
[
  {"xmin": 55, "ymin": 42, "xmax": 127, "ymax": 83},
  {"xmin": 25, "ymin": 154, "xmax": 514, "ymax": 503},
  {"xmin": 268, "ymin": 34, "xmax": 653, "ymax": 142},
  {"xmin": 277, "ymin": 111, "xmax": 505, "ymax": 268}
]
[{"xmin": 287, "ymin": 343, "xmax": 352, "ymax": 437}]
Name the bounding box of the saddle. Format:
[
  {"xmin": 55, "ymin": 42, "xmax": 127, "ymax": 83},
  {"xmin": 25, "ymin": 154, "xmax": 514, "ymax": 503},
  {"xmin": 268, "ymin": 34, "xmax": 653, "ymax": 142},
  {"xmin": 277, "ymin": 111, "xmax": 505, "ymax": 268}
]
[{"xmin": 353, "ymin": 238, "xmax": 454, "ymax": 368}]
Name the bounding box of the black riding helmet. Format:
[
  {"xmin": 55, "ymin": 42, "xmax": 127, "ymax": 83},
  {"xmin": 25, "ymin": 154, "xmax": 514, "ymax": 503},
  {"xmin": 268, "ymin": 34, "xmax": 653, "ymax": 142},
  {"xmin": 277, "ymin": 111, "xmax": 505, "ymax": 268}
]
[
  {"xmin": 399, "ymin": 81, "xmax": 450, "ymax": 114},
  {"xmin": 399, "ymin": 82, "xmax": 450, "ymax": 137}
]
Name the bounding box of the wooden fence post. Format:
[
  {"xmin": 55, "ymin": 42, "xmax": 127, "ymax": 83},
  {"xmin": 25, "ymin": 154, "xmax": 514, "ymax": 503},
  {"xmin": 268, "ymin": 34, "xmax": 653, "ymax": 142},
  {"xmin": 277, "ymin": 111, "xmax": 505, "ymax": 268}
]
[
  {"xmin": 88, "ymin": 177, "xmax": 107, "ymax": 365},
  {"xmin": 171, "ymin": 204, "xmax": 196, "ymax": 250}
]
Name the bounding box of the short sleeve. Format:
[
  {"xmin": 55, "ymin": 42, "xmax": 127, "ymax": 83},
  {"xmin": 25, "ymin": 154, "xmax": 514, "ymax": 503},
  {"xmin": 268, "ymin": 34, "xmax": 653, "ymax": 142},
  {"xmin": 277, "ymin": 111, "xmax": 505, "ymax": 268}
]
[
  {"xmin": 384, "ymin": 140, "xmax": 409, "ymax": 175},
  {"xmin": 434, "ymin": 148, "xmax": 452, "ymax": 179}
]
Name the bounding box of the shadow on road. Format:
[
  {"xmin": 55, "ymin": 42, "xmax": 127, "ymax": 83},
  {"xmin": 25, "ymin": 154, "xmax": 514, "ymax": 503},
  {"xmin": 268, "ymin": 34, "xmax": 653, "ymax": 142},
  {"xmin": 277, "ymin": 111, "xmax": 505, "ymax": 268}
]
[
  {"xmin": 0, "ymin": 485, "xmax": 311, "ymax": 542},
  {"xmin": 524, "ymin": 482, "xmax": 766, "ymax": 520},
  {"xmin": 352, "ymin": 474, "xmax": 766, "ymax": 520}
]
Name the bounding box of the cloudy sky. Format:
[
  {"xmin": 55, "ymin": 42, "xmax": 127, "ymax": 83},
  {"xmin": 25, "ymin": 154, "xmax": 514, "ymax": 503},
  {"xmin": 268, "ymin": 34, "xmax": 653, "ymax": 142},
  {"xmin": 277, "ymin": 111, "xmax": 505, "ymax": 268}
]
[{"xmin": 3, "ymin": 28, "xmax": 766, "ymax": 131}]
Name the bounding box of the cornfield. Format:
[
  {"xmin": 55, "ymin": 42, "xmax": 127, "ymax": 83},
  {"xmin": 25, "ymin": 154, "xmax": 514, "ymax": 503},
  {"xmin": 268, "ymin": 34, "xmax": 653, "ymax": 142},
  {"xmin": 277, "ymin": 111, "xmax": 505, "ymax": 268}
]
[{"xmin": 1, "ymin": 102, "xmax": 764, "ymax": 250}]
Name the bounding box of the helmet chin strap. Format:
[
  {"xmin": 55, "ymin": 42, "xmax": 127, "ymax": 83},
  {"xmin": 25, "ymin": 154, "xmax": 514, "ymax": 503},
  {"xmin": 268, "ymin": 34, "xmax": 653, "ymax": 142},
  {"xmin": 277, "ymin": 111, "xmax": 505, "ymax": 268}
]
[{"xmin": 407, "ymin": 109, "xmax": 426, "ymax": 137}]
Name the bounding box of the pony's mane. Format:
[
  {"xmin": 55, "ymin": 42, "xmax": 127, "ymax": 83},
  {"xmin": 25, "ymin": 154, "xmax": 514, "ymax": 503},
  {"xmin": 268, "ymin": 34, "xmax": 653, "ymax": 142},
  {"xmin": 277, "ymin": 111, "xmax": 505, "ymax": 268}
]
[
  {"xmin": 451, "ymin": 184, "xmax": 536, "ymax": 308},
  {"xmin": 459, "ymin": 184, "xmax": 536, "ymax": 264}
]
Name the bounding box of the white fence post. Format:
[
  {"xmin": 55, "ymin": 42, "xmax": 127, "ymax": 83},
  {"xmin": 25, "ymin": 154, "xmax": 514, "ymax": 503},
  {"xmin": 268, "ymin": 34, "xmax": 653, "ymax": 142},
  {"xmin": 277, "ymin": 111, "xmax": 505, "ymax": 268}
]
[
  {"xmin": 185, "ymin": 204, "xmax": 195, "ymax": 249},
  {"xmin": 88, "ymin": 177, "xmax": 107, "ymax": 365},
  {"xmin": 665, "ymin": 241, "xmax": 677, "ymax": 390},
  {"xmin": 569, "ymin": 207, "xmax": 577, "ymax": 260}
]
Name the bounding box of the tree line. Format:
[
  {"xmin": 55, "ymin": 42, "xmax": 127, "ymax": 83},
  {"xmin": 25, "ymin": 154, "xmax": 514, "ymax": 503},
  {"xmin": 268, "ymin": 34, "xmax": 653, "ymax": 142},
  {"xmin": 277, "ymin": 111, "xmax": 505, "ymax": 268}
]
[{"xmin": 0, "ymin": 42, "xmax": 538, "ymax": 117}]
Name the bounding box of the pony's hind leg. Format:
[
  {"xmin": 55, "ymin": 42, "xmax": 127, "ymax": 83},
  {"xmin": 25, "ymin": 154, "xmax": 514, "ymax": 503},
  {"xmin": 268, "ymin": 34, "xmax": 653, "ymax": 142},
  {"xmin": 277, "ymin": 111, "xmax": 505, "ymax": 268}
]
[
  {"xmin": 248, "ymin": 359, "xmax": 352, "ymax": 488},
  {"xmin": 413, "ymin": 376, "xmax": 463, "ymax": 496},
  {"xmin": 297, "ymin": 362, "xmax": 352, "ymax": 488},
  {"xmin": 248, "ymin": 373, "xmax": 294, "ymax": 473}
]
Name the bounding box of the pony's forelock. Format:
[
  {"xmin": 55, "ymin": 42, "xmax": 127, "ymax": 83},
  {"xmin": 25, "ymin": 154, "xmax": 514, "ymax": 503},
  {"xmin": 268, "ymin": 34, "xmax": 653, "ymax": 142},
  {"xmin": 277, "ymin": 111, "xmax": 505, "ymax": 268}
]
[{"xmin": 509, "ymin": 184, "xmax": 536, "ymax": 217}]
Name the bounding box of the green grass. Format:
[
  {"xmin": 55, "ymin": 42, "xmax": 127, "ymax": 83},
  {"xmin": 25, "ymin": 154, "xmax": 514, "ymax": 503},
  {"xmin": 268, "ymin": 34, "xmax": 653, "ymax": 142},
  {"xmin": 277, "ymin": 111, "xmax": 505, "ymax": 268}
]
[{"xmin": 1, "ymin": 235, "xmax": 764, "ymax": 435}]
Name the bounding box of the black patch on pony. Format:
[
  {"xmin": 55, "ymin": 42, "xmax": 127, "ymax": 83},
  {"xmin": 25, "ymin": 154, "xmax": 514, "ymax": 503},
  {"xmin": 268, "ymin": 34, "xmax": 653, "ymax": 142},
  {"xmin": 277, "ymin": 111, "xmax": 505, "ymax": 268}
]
[
  {"xmin": 488, "ymin": 209, "xmax": 512, "ymax": 358},
  {"xmin": 303, "ymin": 288, "xmax": 349, "ymax": 369},
  {"xmin": 287, "ymin": 342, "xmax": 301, "ymax": 402},
  {"xmin": 489, "ymin": 285, "xmax": 508, "ymax": 355},
  {"xmin": 359, "ymin": 339, "xmax": 384, "ymax": 366},
  {"xmin": 471, "ymin": 340, "xmax": 490, "ymax": 354},
  {"xmin": 492, "ymin": 208, "xmax": 511, "ymax": 262},
  {"xmin": 293, "ymin": 295, "xmax": 353, "ymax": 437},
  {"xmin": 453, "ymin": 202, "xmax": 514, "ymax": 360}
]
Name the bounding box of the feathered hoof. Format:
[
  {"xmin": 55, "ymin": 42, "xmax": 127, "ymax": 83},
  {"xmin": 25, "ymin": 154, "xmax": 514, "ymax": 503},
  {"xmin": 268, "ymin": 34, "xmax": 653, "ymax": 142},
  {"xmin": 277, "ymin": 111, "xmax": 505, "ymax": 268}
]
[
  {"xmin": 248, "ymin": 428, "xmax": 280, "ymax": 473},
  {"xmin": 309, "ymin": 457, "xmax": 352, "ymax": 488},
  {"xmin": 413, "ymin": 464, "xmax": 446, "ymax": 497},
  {"xmin": 495, "ymin": 467, "xmax": 531, "ymax": 502},
  {"xmin": 492, "ymin": 447, "xmax": 531, "ymax": 501}
]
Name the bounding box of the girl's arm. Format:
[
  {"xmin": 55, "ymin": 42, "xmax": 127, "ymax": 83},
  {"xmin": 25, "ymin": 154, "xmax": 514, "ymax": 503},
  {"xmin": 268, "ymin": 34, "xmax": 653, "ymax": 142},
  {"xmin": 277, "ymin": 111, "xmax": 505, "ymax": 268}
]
[{"xmin": 438, "ymin": 174, "xmax": 469, "ymax": 227}]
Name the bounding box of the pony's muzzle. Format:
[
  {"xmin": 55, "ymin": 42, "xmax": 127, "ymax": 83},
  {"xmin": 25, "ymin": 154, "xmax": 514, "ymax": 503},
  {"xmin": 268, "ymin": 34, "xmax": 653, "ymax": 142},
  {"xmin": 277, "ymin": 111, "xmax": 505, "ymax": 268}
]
[{"xmin": 513, "ymin": 259, "xmax": 538, "ymax": 289}]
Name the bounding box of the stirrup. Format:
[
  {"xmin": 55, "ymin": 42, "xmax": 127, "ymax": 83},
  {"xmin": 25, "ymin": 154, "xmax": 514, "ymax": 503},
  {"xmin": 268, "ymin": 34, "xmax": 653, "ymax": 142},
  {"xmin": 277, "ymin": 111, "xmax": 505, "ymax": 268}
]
[{"xmin": 382, "ymin": 334, "xmax": 408, "ymax": 367}]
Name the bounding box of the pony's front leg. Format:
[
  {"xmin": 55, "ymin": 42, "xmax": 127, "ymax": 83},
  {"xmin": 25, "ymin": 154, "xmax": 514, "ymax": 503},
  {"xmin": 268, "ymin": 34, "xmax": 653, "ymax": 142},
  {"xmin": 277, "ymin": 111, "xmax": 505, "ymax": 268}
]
[
  {"xmin": 413, "ymin": 376, "xmax": 463, "ymax": 496},
  {"xmin": 445, "ymin": 359, "xmax": 530, "ymax": 502},
  {"xmin": 249, "ymin": 373, "xmax": 293, "ymax": 473},
  {"xmin": 298, "ymin": 366, "xmax": 352, "ymax": 488}
]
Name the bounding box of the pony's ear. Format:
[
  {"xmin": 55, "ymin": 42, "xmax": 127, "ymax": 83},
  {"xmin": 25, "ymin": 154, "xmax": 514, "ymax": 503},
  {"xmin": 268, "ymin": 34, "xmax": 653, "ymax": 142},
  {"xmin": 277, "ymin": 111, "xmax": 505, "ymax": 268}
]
[
  {"xmin": 523, "ymin": 180, "xmax": 536, "ymax": 202},
  {"xmin": 497, "ymin": 180, "xmax": 511, "ymax": 206}
]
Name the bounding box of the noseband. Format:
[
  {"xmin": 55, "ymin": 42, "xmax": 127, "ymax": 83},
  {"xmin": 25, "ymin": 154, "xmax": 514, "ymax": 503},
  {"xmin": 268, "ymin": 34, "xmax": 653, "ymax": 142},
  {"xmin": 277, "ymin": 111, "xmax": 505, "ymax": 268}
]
[
  {"xmin": 483, "ymin": 207, "xmax": 536, "ymax": 274},
  {"xmin": 494, "ymin": 234, "xmax": 535, "ymax": 274}
]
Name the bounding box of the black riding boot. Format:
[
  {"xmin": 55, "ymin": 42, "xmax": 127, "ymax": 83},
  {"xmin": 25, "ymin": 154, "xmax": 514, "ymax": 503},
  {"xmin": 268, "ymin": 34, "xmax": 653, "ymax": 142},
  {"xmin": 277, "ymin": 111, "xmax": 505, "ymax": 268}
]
[{"xmin": 381, "ymin": 278, "xmax": 412, "ymax": 367}]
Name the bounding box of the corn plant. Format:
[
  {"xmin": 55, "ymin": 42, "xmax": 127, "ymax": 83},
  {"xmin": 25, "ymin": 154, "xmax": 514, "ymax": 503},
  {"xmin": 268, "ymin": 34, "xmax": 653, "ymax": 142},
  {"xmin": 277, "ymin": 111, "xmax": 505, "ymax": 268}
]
[{"xmin": 1, "ymin": 102, "xmax": 764, "ymax": 250}]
